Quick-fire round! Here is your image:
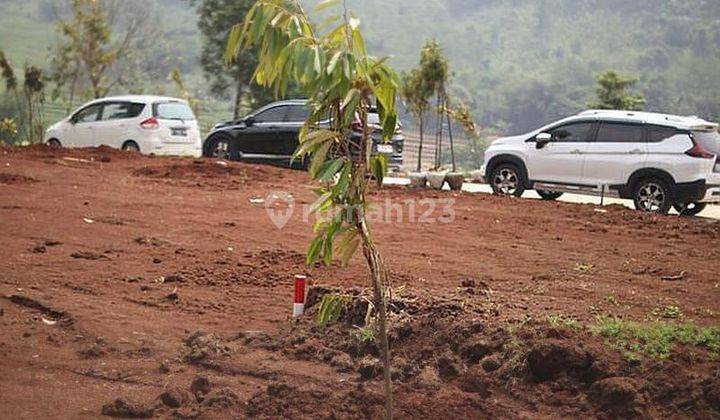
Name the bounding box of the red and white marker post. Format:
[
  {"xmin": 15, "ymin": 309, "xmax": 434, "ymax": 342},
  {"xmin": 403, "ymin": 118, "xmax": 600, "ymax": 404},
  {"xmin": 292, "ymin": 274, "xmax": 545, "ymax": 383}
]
[{"xmin": 293, "ymin": 275, "xmax": 306, "ymax": 317}]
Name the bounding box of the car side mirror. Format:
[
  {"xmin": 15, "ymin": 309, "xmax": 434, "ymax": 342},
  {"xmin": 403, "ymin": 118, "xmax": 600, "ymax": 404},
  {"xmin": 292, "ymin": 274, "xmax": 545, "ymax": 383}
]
[
  {"xmin": 536, "ymin": 132, "xmax": 552, "ymax": 149},
  {"xmin": 244, "ymin": 116, "xmax": 256, "ymax": 127}
]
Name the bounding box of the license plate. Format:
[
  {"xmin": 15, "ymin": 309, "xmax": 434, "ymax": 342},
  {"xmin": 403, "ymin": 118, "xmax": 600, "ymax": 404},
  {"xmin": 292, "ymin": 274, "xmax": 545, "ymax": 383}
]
[
  {"xmin": 377, "ymin": 144, "xmax": 393, "ymax": 154},
  {"xmin": 171, "ymin": 128, "xmax": 187, "ymax": 137}
]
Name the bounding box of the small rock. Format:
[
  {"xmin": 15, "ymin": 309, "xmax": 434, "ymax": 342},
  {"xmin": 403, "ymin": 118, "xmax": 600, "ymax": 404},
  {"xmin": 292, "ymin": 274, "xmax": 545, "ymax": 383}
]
[
  {"xmin": 101, "ymin": 398, "xmax": 154, "ymax": 418},
  {"xmin": 526, "ymin": 340, "xmax": 593, "ymax": 382},
  {"xmin": 153, "ymin": 258, "xmax": 162, "ymax": 264},
  {"xmin": 78, "ymin": 343, "xmax": 106, "ymax": 359},
  {"xmin": 190, "ymin": 376, "xmax": 212, "ymax": 401},
  {"xmin": 158, "ymin": 360, "xmax": 171, "ymax": 373},
  {"xmin": 165, "ymin": 288, "xmax": 179, "ymax": 301},
  {"xmin": 415, "ymin": 365, "xmax": 442, "ymax": 390},
  {"xmin": 460, "ymin": 279, "xmax": 476, "ymax": 288},
  {"xmin": 480, "ymin": 355, "xmax": 502, "ymax": 372},
  {"xmin": 164, "ymin": 274, "xmax": 184, "ymax": 283},
  {"xmin": 358, "ymin": 356, "xmax": 382, "ymax": 380},
  {"xmin": 202, "ymin": 388, "xmax": 240, "ymax": 408},
  {"xmin": 160, "ymin": 387, "xmax": 192, "ymax": 408},
  {"xmin": 329, "ymin": 352, "xmax": 355, "ymax": 372},
  {"xmin": 436, "ymin": 355, "xmax": 461, "ymax": 381},
  {"xmin": 589, "ymin": 377, "xmax": 640, "ymax": 412},
  {"xmin": 460, "ymin": 340, "xmax": 491, "ymax": 364},
  {"xmin": 31, "ymin": 245, "xmax": 47, "ymax": 254},
  {"xmin": 458, "ymin": 365, "xmax": 491, "ymax": 396}
]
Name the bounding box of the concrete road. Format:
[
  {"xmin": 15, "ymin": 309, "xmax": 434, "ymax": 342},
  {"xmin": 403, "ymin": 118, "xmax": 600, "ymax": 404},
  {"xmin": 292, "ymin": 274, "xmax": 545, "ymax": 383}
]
[{"xmin": 384, "ymin": 177, "xmax": 720, "ymax": 220}]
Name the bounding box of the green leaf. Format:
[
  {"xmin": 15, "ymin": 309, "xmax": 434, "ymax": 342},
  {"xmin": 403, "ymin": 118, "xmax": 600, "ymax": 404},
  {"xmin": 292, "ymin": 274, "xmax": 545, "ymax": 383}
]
[
  {"xmin": 318, "ymin": 158, "xmax": 345, "ymax": 182},
  {"xmin": 352, "ymin": 29, "xmax": 366, "ymax": 56},
  {"xmin": 307, "ymin": 235, "xmax": 324, "ymax": 265},
  {"xmin": 327, "ymin": 51, "xmax": 343, "ymax": 74},
  {"xmin": 370, "ymin": 154, "xmax": 388, "ymax": 187},
  {"xmin": 310, "ymin": 140, "xmax": 332, "ymax": 178},
  {"xmin": 337, "ymin": 229, "xmax": 360, "ymax": 266},
  {"xmin": 295, "ymin": 129, "xmax": 337, "ymax": 158},
  {"xmin": 315, "ymin": 0, "xmax": 340, "ymax": 12}
]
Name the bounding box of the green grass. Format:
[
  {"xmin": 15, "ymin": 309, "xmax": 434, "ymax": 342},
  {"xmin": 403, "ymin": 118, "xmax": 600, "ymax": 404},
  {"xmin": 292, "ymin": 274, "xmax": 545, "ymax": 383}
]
[
  {"xmin": 650, "ymin": 304, "xmax": 683, "ymax": 320},
  {"xmin": 546, "ymin": 314, "xmax": 581, "ymax": 330},
  {"xmin": 592, "ymin": 316, "xmax": 720, "ymax": 359}
]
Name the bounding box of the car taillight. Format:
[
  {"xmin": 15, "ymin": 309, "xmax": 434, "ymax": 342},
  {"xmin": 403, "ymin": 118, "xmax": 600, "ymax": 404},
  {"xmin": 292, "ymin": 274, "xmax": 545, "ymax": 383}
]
[
  {"xmin": 140, "ymin": 117, "xmax": 159, "ymax": 130},
  {"xmin": 685, "ymin": 137, "xmax": 715, "ymax": 159}
]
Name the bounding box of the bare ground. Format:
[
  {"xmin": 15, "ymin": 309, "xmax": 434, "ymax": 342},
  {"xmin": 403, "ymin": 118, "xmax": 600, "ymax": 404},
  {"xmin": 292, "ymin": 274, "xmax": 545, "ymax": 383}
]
[{"xmin": 0, "ymin": 145, "xmax": 718, "ymax": 418}]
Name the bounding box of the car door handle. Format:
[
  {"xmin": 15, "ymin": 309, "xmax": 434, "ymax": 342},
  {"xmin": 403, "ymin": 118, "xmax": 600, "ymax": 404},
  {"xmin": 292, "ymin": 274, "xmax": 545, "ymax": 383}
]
[
  {"xmin": 629, "ymin": 149, "xmax": 643, "ymax": 155},
  {"xmin": 570, "ymin": 149, "xmax": 582, "ymax": 155}
]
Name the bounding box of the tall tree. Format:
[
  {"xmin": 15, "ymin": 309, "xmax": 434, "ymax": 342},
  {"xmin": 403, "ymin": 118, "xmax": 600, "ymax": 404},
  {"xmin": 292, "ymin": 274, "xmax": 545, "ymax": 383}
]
[
  {"xmin": 228, "ymin": 0, "xmax": 400, "ymax": 417},
  {"xmin": 50, "ymin": 0, "xmax": 156, "ymax": 101},
  {"xmin": 192, "ymin": 0, "xmax": 275, "ymax": 120},
  {"xmin": 401, "ymin": 68, "xmax": 431, "ymax": 171},
  {"xmin": 419, "ymin": 40, "xmax": 449, "ymax": 168},
  {"xmin": 23, "ymin": 65, "xmax": 46, "ymax": 142},
  {"xmin": 591, "ymin": 71, "xmax": 646, "ymax": 110}
]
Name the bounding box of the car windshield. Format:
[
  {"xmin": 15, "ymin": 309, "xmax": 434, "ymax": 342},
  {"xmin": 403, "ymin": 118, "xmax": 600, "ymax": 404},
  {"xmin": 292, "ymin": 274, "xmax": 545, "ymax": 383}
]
[{"xmin": 154, "ymin": 102, "xmax": 196, "ymax": 120}]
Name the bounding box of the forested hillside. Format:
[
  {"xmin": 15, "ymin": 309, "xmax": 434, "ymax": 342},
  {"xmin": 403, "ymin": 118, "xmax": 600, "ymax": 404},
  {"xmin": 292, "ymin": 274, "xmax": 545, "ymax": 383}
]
[{"xmin": 1, "ymin": 0, "xmax": 719, "ymax": 134}]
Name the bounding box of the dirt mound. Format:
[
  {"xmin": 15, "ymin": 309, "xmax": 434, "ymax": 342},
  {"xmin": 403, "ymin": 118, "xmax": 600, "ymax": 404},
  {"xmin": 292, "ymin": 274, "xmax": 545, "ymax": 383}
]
[
  {"xmin": 166, "ymin": 248, "xmax": 310, "ymax": 288},
  {"xmin": 234, "ymin": 285, "xmax": 720, "ymax": 419},
  {"xmin": 132, "ymin": 159, "xmax": 290, "ymax": 189},
  {"xmin": 5, "ymin": 144, "xmax": 138, "ymax": 163},
  {"xmin": 0, "ymin": 173, "xmax": 38, "ymax": 184}
]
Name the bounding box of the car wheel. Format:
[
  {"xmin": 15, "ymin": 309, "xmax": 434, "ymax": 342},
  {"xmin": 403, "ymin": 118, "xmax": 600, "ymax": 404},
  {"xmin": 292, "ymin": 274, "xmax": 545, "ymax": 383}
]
[
  {"xmin": 47, "ymin": 138, "xmax": 61, "ymax": 148},
  {"xmin": 205, "ymin": 136, "xmax": 231, "ymax": 160},
  {"xmin": 122, "ymin": 141, "xmax": 140, "ymax": 153},
  {"xmin": 490, "ymin": 163, "xmax": 525, "ymax": 197},
  {"xmin": 633, "ymin": 178, "xmax": 672, "ymax": 214},
  {"xmin": 673, "ymin": 202, "xmax": 707, "ymax": 217},
  {"xmin": 536, "ymin": 190, "xmax": 563, "ymax": 201}
]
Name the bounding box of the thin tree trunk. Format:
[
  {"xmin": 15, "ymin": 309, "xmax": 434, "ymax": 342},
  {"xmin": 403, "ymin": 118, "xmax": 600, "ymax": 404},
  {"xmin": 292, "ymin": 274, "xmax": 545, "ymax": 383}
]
[
  {"xmin": 233, "ymin": 78, "xmax": 243, "ymax": 121},
  {"xmin": 434, "ymin": 93, "xmax": 443, "ymax": 168},
  {"xmin": 357, "ymin": 217, "xmax": 393, "ymax": 420},
  {"xmin": 26, "ymin": 93, "xmax": 33, "ymax": 143},
  {"xmin": 67, "ymin": 70, "xmax": 78, "ymax": 114},
  {"xmin": 446, "ymin": 100, "xmax": 456, "ymax": 172},
  {"xmin": 416, "ymin": 112, "xmax": 424, "ymax": 172},
  {"xmin": 357, "ymin": 95, "xmax": 393, "ymax": 420}
]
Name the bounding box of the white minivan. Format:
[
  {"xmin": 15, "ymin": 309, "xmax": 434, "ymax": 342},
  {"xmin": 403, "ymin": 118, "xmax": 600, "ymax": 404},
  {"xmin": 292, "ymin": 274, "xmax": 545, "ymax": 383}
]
[
  {"xmin": 44, "ymin": 95, "xmax": 202, "ymax": 157},
  {"xmin": 481, "ymin": 110, "xmax": 720, "ymax": 215}
]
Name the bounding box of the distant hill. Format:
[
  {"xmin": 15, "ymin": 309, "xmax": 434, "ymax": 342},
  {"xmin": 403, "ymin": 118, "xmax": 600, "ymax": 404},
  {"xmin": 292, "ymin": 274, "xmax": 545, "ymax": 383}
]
[{"xmin": 2, "ymin": 0, "xmax": 719, "ymax": 134}]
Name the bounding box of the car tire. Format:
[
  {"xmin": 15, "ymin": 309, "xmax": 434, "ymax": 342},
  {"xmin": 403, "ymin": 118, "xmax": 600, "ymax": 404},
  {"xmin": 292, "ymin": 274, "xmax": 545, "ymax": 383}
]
[
  {"xmin": 536, "ymin": 190, "xmax": 563, "ymax": 201},
  {"xmin": 204, "ymin": 135, "xmax": 232, "ymax": 160},
  {"xmin": 122, "ymin": 141, "xmax": 140, "ymax": 153},
  {"xmin": 490, "ymin": 163, "xmax": 526, "ymax": 197},
  {"xmin": 673, "ymin": 202, "xmax": 707, "ymax": 217},
  {"xmin": 47, "ymin": 138, "xmax": 61, "ymax": 148},
  {"xmin": 632, "ymin": 178, "xmax": 672, "ymax": 215}
]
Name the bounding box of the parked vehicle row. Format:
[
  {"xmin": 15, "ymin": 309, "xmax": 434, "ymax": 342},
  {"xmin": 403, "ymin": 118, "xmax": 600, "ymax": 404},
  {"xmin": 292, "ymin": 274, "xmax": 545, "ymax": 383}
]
[
  {"xmin": 481, "ymin": 110, "xmax": 720, "ymax": 215},
  {"xmin": 44, "ymin": 96, "xmax": 720, "ymax": 216},
  {"xmin": 44, "ymin": 97, "xmax": 405, "ymax": 170}
]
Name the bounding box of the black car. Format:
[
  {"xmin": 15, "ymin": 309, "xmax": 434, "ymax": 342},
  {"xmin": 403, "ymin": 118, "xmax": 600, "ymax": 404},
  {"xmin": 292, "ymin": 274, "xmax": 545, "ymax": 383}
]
[{"xmin": 203, "ymin": 100, "xmax": 404, "ymax": 169}]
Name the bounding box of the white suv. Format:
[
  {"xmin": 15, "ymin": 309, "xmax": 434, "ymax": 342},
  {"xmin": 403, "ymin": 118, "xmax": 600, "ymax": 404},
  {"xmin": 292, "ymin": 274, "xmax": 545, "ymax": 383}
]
[
  {"xmin": 44, "ymin": 95, "xmax": 202, "ymax": 157},
  {"xmin": 481, "ymin": 110, "xmax": 720, "ymax": 215}
]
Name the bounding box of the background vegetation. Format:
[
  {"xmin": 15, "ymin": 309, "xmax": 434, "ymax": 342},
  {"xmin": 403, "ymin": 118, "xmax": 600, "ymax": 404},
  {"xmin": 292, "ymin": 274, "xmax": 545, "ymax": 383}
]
[{"xmin": 1, "ymin": 0, "xmax": 718, "ymax": 139}]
